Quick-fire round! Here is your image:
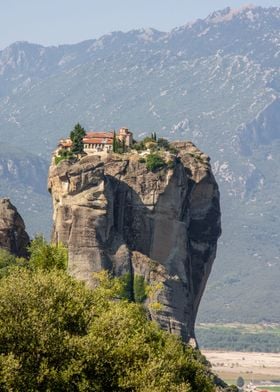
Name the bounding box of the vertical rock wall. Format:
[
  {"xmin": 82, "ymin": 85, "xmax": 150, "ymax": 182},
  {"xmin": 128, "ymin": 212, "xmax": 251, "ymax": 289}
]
[{"xmin": 48, "ymin": 142, "xmax": 221, "ymax": 342}]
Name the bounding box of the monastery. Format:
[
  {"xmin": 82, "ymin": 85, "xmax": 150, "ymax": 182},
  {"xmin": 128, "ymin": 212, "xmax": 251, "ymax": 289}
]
[{"xmin": 58, "ymin": 127, "xmax": 133, "ymax": 154}]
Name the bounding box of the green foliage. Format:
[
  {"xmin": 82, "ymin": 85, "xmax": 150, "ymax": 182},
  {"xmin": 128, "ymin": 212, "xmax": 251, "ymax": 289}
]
[
  {"xmin": 113, "ymin": 131, "xmax": 126, "ymax": 154},
  {"xmin": 70, "ymin": 123, "xmax": 86, "ymax": 155},
  {"xmin": 0, "ymin": 249, "xmax": 17, "ymax": 277},
  {"xmin": 133, "ymin": 141, "xmax": 146, "ymax": 151},
  {"xmin": 28, "ymin": 235, "xmax": 68, "ymax": 271},
  {"xmin": 157, "ymin": 137, "xmax": 170, "ymax": 149},
  {"xmin": 225, "ymin": 387, "xmax": 239, "ymax": 392},
  {"xmin": 119, "ymin": 272, "xmax": 133, "ymax": 301},
  {"xmin": 0, "ymin": 249, "xmax": 27, "ymax": 278},
  {"xmin": 143, "ymin": 136, "xmax": 154, "ymax": 145},
  {"xmin": 133, "ymin": 274, "xmax": 147, "ymax": 303},
  {"xmin": 138, "ymin": 157, "xmax": 146, "ymax": 163},
  {"xmin": 0, "ymin": 269, "xmax": 95, "ymax": 391},
  {"xmin": 146, "ymin": 153, "xmax": 165, "ymax": 172},
  {"xmin": 55, "ymin": 148, "xmax": 74, "ymax": 165},
  {"xmin": 0, "ymin": 269, "xmax": 216, "ymax": 391},
  {"xmin": 196, "ymin": 324, "xmax": 280, "ymax": 353},
  {"xmin": 113, "ymin": 130, "xmax": 117, "ymax": 153}
]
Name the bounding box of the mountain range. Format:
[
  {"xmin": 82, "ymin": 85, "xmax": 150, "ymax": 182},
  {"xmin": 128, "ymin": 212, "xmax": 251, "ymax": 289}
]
[{"xmin": 0, "ymin": 5, "xmax": 279, "ymax": 324}]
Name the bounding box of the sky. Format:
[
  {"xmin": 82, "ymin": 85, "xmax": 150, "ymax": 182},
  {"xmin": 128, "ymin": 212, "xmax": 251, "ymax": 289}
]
[{"xmin": 1, "ymin": 0, "xmax": 279, "ymax": 50}]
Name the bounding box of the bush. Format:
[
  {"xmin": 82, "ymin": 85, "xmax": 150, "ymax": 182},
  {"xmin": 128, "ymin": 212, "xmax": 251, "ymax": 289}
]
[
  {"xmin": 146, "ymin": 153, "xmax": 165, "ymax": 172},
  {"xmin": 143, "ymin": 136, "xmax": 155, "ymax": 145},
  {"xmin": 0, "ymin": 269, "xmax": 216, "ymax": 391},
  {"xmin": 55, "ymin": 148, "xmax": 74, "ymax": 165},
  {"xmin": 0, "ymin": 269, "xmax": 95, "ymax": 391},
  {"xmin": 157, "ymin": 137, "xmax": 170, "ymax": 150},
  {"xmin": 133, "ymin": 274, "xmax": 147, "ymax": 303},
  {"xmin": 28, "ymin": 235, "xmax": 68, "ymax": 271},
  {"xmin": 0, "ymin": 249, "xmax": 27, "ymax": 278},
  {"xmin": 169, "ymin": 145, "xmax": 179, "ymax": 154},
  {"xmin": 133, "ymin": 141, "xmax": 146, "ymax": 151}
]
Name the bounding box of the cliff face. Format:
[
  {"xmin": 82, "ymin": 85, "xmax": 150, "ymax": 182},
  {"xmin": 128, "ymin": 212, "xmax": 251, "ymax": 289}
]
[
  {"xmin": 48, "ymin": 142, "xmax": 221, "ymax": 342},
  {"xmin": 0, "ymin": 198, "xmax": 30, "ymax": 257}
]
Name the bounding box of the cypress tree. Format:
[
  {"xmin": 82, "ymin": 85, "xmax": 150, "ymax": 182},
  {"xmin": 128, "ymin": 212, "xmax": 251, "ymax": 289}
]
[
  {"xmin": 113, "ymin": 130, "xmax": 117, "ymax": 153},
  {"xmin": 70, "ymin": 123, "xmax": 86, "ymax": 155}
]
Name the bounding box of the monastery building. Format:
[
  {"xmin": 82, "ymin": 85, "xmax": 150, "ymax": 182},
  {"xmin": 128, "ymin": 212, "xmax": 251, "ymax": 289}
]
[{"xmin": 58, "ymin": 127, "xmax": 133, "ymax": 154}]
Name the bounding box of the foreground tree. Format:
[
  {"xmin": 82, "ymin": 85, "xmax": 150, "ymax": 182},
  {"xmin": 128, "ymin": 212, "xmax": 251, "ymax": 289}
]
[
  {"xmin": 28, "ymin": 235, "xmax": 68, "ymax": 271},
  {"xmin": 70, "ymin": 123, "xmax": 86, "ymax": 155},
  {"xmin": 0, "ymin": 268, "xmax": 216, "ymax": 391},
  {"xmin": 0, "ymin": 249, "xmax": 27, "ymax": 278}
]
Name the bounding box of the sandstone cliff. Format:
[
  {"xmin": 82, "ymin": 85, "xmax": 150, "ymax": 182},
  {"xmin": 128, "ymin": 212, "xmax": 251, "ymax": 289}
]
[
  {"xmin": 48, "ymin": 142, "xmax": 221, "ymax": 342},
  {"xmin": 0, "ymin": 198, "xmax": 30, "ymax": 257}
]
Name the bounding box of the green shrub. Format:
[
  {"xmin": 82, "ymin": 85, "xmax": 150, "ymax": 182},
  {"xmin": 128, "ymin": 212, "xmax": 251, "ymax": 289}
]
[
  {"xmin": 55, "ymin": 148, "xmax": 74, "ymax": 165},
  {"xmin": 28, "ymin": 235, "xmax": 68, "ymax": 271},
  {"xmin": 133, "ymin": 275, "xmax": 147, "ymax": 303},
  {"xmin": 0, "ymin": 249, "xmax": 28, "ymax": 278},
  {"xmin": 143, "ymin": 136, "xmax": 155, "ymax": 145},
  {"xmin": 133, "ymin": 141, "xmax": 145, "ymax": 151},
  {"xmin": 169, "ymin": 145, "xmax": 179, "ymax": 154},
  {"xmin": 146, "ymin": 153, "xmax": 165, "ymax": 172},
  {"xmin": 119, "ymin": 272, "xmax": 133, "ymax": 301},
  {"xmin": 0, "ymin": 269, "xmax": 216, "ymax": 391},
  {"xmin": 157, "ymin": 137, "xmax": 170, "ymax": 150}
]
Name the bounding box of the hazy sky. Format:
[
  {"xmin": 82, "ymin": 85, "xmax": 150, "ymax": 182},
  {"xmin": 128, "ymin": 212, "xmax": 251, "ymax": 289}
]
[{"xmin": 1, "ymin": 0, "xmax": 279, "ymax": 49}]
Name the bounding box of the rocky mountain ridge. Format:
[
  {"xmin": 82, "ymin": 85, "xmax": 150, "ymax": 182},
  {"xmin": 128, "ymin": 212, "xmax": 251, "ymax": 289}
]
[{"xmin": 48, "ymin": 143, "xmax": 221, "ymax": 342}]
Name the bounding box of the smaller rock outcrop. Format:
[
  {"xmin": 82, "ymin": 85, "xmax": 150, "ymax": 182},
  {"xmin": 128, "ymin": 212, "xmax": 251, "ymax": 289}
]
[{"xmin": 0, "ymin": 198, "xmax": 30, "ymax": 257}]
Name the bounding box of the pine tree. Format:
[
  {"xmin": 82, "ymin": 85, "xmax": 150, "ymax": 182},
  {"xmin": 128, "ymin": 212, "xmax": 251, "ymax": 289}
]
[{"xmin": 70, "ymin": 123, "xmax": 86, "ymax": 155}]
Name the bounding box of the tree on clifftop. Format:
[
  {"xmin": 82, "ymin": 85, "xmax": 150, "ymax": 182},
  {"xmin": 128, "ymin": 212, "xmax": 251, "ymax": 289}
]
[{"xmin": 70, "ymin": 123, "xmax": 86, "ymax": 155}]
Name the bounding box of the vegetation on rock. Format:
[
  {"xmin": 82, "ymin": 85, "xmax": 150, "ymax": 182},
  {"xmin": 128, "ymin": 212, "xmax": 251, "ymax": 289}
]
[
  {"xmin": 146, "ymin": 153, "xmax": 165, "ymax": 172},
  {"xmin": 55, "ymin": 148, "xmax": 74, "ymax": 165},
  {"xmin": 132, "ymin": 134, "xmax": 177, "ymax": 155},
  {"xmin": 133, "ymin": 274, "xmax": 147, "ymax": 303}
]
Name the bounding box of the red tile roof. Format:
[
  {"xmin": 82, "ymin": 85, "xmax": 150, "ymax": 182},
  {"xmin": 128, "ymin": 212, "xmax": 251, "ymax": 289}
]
[
  {"xmin": 83, "ymin": 138, "xmax": 113, "ymax": 145},
  {"xmin": 86, "ymin": 131, "xmax": 114, "ymax": 139},
  {"xmin": 58, "ymin": 131, "xmax": 117, "ymax": 148}
]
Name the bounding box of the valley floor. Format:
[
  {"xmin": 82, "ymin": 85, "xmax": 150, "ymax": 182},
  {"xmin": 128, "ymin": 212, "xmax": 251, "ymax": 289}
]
[{"xmin": 203, "ymin": 350, "xmax": 280, "ymax": 384}]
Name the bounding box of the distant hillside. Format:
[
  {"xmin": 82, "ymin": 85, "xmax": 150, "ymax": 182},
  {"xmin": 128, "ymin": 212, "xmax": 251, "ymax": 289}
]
[
  {"xmin": 0, "ymin": 5, "xmax": 279, "ymax": 323},
  {"xmin": 0, "ymin": 144, "xmax": 50, "ymax": 236}
]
